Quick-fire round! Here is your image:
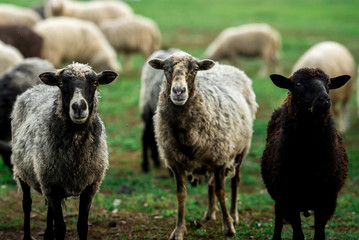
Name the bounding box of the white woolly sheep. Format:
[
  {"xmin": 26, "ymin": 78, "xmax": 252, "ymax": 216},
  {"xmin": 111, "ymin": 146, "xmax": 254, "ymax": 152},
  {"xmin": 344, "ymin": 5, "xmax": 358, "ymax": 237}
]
[
  {"xmin": 11, "ymin": 63, "xmax": 118, "ymax": 239},
  {"xmin": 203, "ymin": 23, "xmax": 281, "ymax": 76},
  {"xmin": 0, "ymin": 58, "xmax": 55, "ymax": 172},
  {"xmin": 292, "ymin": 41, "xmax": 356, "ymax": 133},
  {"xmin": 139, "ymin": 48, "xmax": 180, "ymax": 172},
  {"xmin": 149, "ymin": 51, "xmax": 258, "ymax": 239},
  {"xmin": 100, "ymin": 15, "xmax": 162, "ymax": 71},
  {"xmin": 261, "ymin": 68, "xmax": 349, "ymax": 240},
  {"xmin": 0, "ymin": 40, "xmax": 24, "ymax": 74},
  {"xmin": 0, "ymin": 3, "xmax": 41, "ymax": 27},
  {"xmin": 34, "ymin": 17, "xmax": 121, "ymax": 73},
  {"xmin": 45, "ymin": 0, "xmax": 133, "ymax": 25}
]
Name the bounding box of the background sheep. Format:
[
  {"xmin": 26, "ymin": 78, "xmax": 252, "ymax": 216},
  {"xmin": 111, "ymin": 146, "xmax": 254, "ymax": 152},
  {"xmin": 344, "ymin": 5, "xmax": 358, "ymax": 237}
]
[
  {"xmin": 292, "ymin": 41, "xmax": 356, "ymax": 133},
  {"xmin": 34, "ymin": 16, "xmax": 121, "ymax": 73},
  {"xmin": 0, "ymin": 40, "xmax": 24, "ymax": 74},
  {"xmin": 0, "ymin": 24, "xmax": 43, "ymax": 58},
  {"xmin": 0, "ymin": 58, "xmax": 55, "ymax": 172},
  {"xmin": 45, "ymin": 0, "xmax": 133, "ymax": 24},
  {"xmin": 11, "ymin": 63, "xmax": 118, "ymax": 240},
  {"xmin": 100, "ymin": 15, "xmax": 162, "ymax": 71},
  {"xmin": 149, "ymin": 51, "xmax": 257, "ymax": 239},
  {"xmin": 203, "ymin": 23, "xmax": 281, "ymax": 76},
  {"xmin": 139, "ymin": 48, "xmax": 180, "ymax": 172},
  {"xmin": 0, "ymin": 3, "xmax": 41, "ymax": 27},
  {"xmin": 261, "ymin": 68, "xmax": 349, "ymax": 240}
]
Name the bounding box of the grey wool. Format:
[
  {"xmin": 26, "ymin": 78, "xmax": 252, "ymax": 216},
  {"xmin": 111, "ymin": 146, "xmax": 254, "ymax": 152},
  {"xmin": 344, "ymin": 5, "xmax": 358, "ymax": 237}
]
[{"xmin": 11, "ymin": 62, "xmax": 118, "ymax": 239}]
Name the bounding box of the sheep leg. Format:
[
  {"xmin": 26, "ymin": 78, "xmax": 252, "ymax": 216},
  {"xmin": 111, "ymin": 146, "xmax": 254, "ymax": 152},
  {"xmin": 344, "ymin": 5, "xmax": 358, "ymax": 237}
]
[
  {"xmin": 47, "ymin": 193, "xmax": 66, "ymax": 240},
  {"xmin": 44, "ymin": 205, "xmax": 54, "ymax": 240},
  {"xmin": 150, "ymin": 130, "xmax": 160, "ymax": 168},
  {"xmin": 141, "ymin": 121, "xmax": 151, "ymax": 172},
  {"xmin": 77, "ymin": 185, "xmax": 95, "ymax": 240},
  {"xmin": 230, "ymin": 154, "xmax": 244, "ymax": 225},
  {"xmin": 124, "ymin": 54, "xmax": 132, "ymax": 71},
  {"xmin": 19, "ymin": 179, "xmax": 33, "ymax": 240},
  {"xmin": 272, "ymin": 202, "xmax": 283, "ymax": 240},
  {"xmin": 203, "ymin": 180, "xmax": 218, "ymax": 221},
  {"xmin": 214, "ymin": 165, "xmax": 236, "ymax": 237},
  {"xmin": 169, "ymin": 164, "xmax": 187, "ymax": 240},
  {"xmin": 313, "ymin": 203, "xmax": 335, "ymax": 240},
  {"xmin": 285, "ymin": 210, "xmax": 304, "ymax": 240}
]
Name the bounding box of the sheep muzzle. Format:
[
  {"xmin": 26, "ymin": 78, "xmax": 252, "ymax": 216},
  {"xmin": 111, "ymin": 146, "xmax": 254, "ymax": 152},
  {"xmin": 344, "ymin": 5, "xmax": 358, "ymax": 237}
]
[
  {"xmin": 69, "ymin": 89, "xmax": 89, "ymax": 124},
  {"xmin": 170, "ymin": 81, "xmax": 188, "ymax": 105}
]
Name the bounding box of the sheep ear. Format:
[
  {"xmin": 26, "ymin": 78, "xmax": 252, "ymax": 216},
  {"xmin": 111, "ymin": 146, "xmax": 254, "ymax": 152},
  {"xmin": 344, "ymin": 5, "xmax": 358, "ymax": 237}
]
[
  {"xmin": 148, "ymin": 59, "xmax": 165, "ymax": 70},
  {"xmin": 39, "ymin": 72, "xmax": 58, "ymax": 86},
  {"xmin": 198, "ymin": 59, "xmax": 215, "ymax": 71},
  {"xmin": 97, "ymin": 70, "xmax": 118, "ymax": 85},
  {"xmin": 270, "ymin": 74, "xmax": 292, "ymax": 90},
  {"xmin": 329, "ymin": 75, "xmax": 351, "ymax": 89}
]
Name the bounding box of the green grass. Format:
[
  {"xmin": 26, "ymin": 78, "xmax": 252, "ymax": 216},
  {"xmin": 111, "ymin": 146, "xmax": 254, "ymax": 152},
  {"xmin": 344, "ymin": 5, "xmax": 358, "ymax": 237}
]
[{"xmin": 0, "ymin": 0, "xmax": 358, "ymax": 239}]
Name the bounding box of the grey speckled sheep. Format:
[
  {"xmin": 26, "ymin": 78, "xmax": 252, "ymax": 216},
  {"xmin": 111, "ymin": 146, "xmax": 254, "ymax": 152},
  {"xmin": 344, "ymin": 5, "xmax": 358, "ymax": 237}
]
[
  {"xmin": 11, "ymin": 63, "xmax": 118, "ymax": 240},
  {"xmin": 0, "ymin": 58, "xmax": 55, "ymax": 172},
  {"xmin": 292, "ymin": 41, "xmax": 356, "ymax": 133},
  {"xmin": 139, "ymin": 48, "xmax": 180, "ymax": 172},
  {"xmin": 100, "ymin": 15, "xmax": 162, "ymax": 71},
  {"xmin": 204, "ymin": 23, "xmax": 281, "ymax": 76},
  {"xmin": 149, "ymin": 51, "xmax": 257, "ymax": 239},
  {"xmin": 0, "ymin": 40, "xmax": 24, "ymax": 74},
  {"xmin": 45, "ymin": 0, "xmax": 133, "ymax": 24},
  {"xmin": 34, "ymin": 16, "xmax": 121, "ymax": 73}
]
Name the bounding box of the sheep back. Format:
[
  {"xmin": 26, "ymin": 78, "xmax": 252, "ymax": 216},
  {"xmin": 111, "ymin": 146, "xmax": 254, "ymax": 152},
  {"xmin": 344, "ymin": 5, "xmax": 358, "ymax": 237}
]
[
  {"xmin": 204, "ymin": 23, "xmax": 280, "ymax": 61},
  {"xmin": 11, "ymin": 84, "xmax": 108, "ymax": 197},
  {"xmin": 100, "ymin": 15, "xmax": 162, "ymax": 58},
  {"xmin": 154, "ymin": 63, "xmax": 257, "ymax": 175},
  {"xmin": 0, "ymin": 4, "xmax": 41, "ymax": 27},
  {"xmin": 34, "ymin": 17, "xmax": 121, "ymax": 72}
]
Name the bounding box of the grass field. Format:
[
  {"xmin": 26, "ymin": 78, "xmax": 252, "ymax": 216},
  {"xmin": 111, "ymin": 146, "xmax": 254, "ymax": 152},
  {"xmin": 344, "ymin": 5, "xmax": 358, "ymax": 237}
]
[{"xmin": 0, "ymin": 0, "xmax": 358, "ymax": 239}]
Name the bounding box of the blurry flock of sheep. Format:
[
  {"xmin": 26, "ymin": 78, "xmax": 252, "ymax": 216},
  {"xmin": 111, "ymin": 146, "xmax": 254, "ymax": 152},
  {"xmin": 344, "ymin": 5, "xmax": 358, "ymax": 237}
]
[{"xmin": 0, "ymin": 0, "xmax": 357, "ymax": 240}]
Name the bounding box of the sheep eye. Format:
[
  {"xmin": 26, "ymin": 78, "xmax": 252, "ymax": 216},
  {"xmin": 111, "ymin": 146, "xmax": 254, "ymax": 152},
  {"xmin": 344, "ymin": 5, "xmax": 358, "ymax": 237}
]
[
  {"xmin": 296, "ymin": 82, "xmax": 302, "ymax": 86},
  {"xmin": 58, "ymin": 82, "xmax": 64, "ymax": 87},
  {"xmin": 93, "ymin": 81, "xmax": 98, "ymax": 87}
]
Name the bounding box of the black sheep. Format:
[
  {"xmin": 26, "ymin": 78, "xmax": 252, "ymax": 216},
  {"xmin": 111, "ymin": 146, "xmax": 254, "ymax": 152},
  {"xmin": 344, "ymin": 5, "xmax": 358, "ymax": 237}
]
[
  {"xmin": 0, "ymin": 24, "xmax": 43, "ymax": 58},
  {"xmin": 261, "ymin": 68, "xmax": 350, "ymax": 240}
]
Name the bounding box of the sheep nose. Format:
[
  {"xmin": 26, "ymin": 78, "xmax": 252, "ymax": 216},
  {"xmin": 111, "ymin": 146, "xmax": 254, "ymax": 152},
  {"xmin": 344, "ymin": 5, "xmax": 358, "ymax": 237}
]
[
  {"xmin": 172, "ymin": 85, "xmax": 186, "ymax": 96},
  {"xmin": 318, "ymin": 95, "xmax": 330, "ymax": 105},
  {"xmin": 71, "ymin": 99, "xmax": 87, "ymax": 113}
]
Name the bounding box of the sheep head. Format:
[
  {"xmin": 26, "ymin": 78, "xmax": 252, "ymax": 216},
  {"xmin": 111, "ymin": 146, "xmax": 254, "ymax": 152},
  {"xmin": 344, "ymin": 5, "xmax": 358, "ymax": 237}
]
[
  {"xmin": 39, "ymin": 63, "xmax": 118, "ymax": 124},
  {"xmin": 270, "ymin": 68, "xmax": 350, "ymax": 114},
  {"xmin": 148, "ymin": 51, "xmax": 214, "ymax": 105}
]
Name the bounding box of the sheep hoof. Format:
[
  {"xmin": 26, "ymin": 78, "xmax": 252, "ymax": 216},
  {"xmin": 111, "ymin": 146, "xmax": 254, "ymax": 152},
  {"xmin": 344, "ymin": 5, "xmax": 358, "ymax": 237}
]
[
  {"xmin": 203, "ymin": 209, "xmax": 217, "ymax": 221},
  {"xmin": 230, "ymin": 211, "xmax": 240, "ymax": 225},
  {"xmin": 169, "ymin": 226, "xmax": 186, "ymax": 240},
  {"xmin": 223, "ymin": 222, "xmax": 236, "ymax": 238}
]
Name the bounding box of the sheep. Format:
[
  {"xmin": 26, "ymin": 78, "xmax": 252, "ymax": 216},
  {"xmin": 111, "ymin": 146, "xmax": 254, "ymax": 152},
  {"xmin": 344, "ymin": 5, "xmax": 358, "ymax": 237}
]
[
  {"xmin": 261, "ymin": 68, "xmax": 350, "ymax": 240},
  {"xmin": 0, "ymin": 40, "xmax": 24, "ymax": 74},
  {"xmin": 148, "ymin": 51, "xmax": 258, "ymax": 239},
  {"xmin": 0, "ymin": 24, "xmax": 44, "ymax": 58},
  {"xmin": 45, "ymin": 0, "xmax": 133, "ymax": 25},
  {"xmin": 292, "ymin": 41, "xmax": 356, "ymax": 133},
  {"xmin": 34, "ymin": 17, "xmax": 121, "ymax": 73},
  {"xmin": 0, "ymin": 4, "xmax": 41, "ymax": 27},
  {"xmin": 0, "ymin": 58, "xmax": 55, "ymax": 172},
  {"xmin": 11, "ymin": 62, "xmax": 118, "ymax": 240},
  {"xmin": 100, "ymin": 15, "xmax": 162, "ymax": 71},
  {"xmin": 203, "ymin": 23, "xmax": 281, "ymax": 76},
  {"xmin": 139, "ymin": 48, "xmax": 180, "ymax": 172}
]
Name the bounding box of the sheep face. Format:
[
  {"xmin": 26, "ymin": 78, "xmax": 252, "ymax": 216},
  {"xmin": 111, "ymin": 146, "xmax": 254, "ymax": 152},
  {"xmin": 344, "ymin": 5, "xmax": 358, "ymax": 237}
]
[
  {"xmin": 39, "ymin": 63, "xmax": 118, "ymax": 124},
  {"xmin": 149, "ymin": 52, "xmax": 214, "ymax": 105},
  {"xmin": 270, "ymin": 68, "xmax": 350, "ymax": 113}
]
